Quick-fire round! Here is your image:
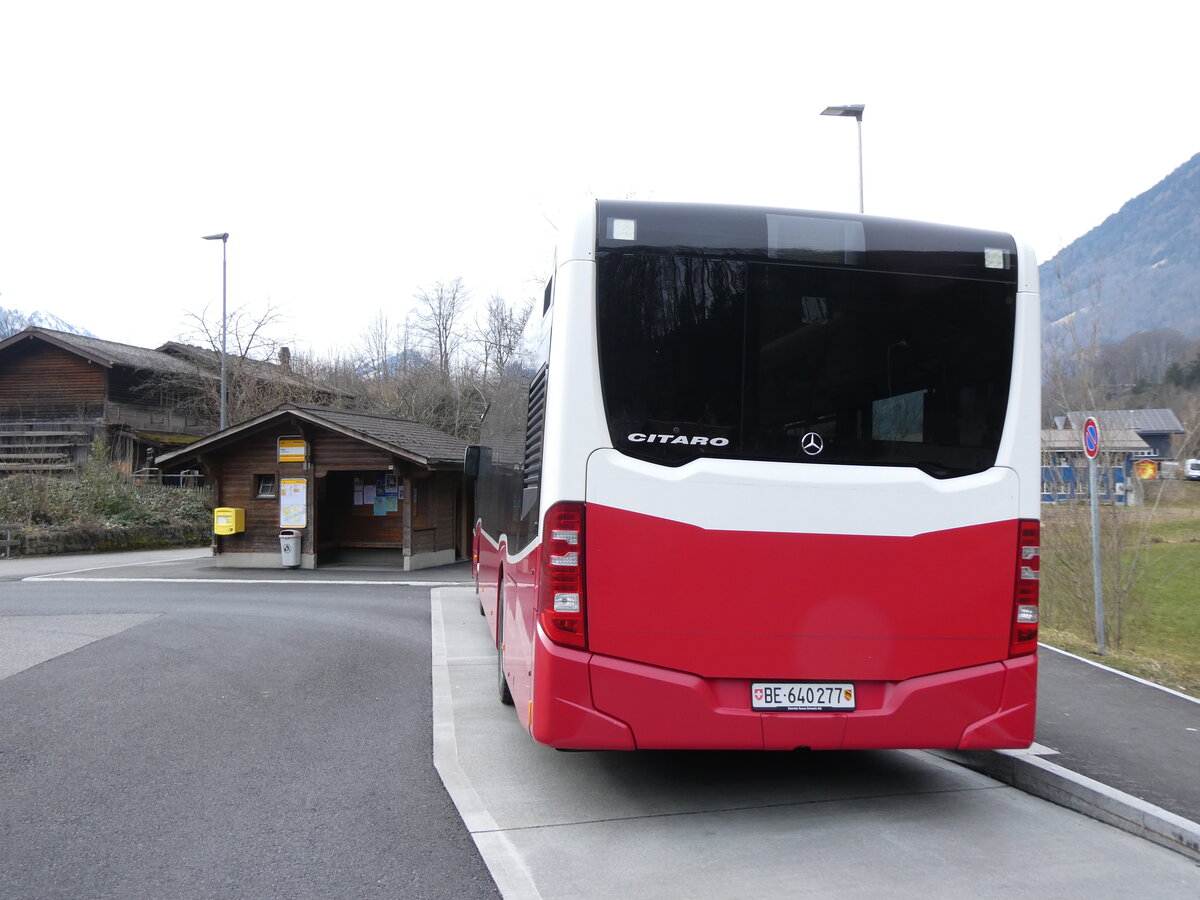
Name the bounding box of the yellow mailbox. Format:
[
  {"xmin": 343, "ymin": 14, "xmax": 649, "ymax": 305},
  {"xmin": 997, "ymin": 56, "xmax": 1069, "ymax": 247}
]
[{"xmin": 213, "ymin": 507, "xmax": 245, "ymax": 535}]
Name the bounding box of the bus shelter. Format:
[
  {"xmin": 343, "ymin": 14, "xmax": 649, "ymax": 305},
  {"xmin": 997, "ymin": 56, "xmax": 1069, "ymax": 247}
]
[{"xmin": 157, "ymin": 404, "xmax": 469, "ymax": 570}]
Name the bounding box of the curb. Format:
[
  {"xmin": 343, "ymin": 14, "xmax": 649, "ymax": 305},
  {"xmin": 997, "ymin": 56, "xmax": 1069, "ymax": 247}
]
[
  {"xmin": 430, "ymin": 589, "xmax": 544, "ymax": 900},
  {"xmin": 933, "ymin": 747, "xmax": 1200, "ymax": 864}
]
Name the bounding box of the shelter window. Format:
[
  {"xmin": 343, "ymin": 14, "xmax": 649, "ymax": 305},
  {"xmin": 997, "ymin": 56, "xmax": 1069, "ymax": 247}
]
[{"xmin": 255, "ymin": 474, "xmax": 278, "ymax": 499}]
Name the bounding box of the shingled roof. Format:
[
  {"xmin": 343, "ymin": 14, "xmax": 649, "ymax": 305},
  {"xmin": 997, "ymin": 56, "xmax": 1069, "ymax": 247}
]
[
  {"xmin": 288, "ymin": 404, "xmax": 467, "ymax": 464},
  {"xmin": 0, "ymin": 326, "xmax": 212, "ymax": 379},
  {"xmin": 1042, "ymin": 428, "xmax": 1151, "ymax": 453},
  {"xmin": 156, "ymin": 341, "xmax": 337, "ymax": 394},
  {"xmin": 156, "ymin": 403, "xmax": 468, "ymax": 469},
  {"xmin": 1061, "ymin": 409, "xmax": 1185, "ymax": 435},
  {"xmin": 0, "ymin": 327, "xmax": 347, "ymax": 401}
]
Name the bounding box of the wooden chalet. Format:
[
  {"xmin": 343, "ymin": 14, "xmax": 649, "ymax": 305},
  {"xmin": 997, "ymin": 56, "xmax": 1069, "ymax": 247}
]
[
  {"xmin": 0, "ymin": 326, "xmax": 346, "ymax": 476},
  {"xmin": 0, "ymin": 327, "xmax": 215, "ymax": 473},
  {"xmin": 156, "ymin": 404, "xmax": 470, "ymax": 571}
]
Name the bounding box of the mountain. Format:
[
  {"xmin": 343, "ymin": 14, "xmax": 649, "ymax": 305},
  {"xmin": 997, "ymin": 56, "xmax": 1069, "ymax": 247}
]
[
  {"xmin": 1041, "ymin": 152, "xmax": 1200, "ymax": 341},
  {"xmin": 0, "ymin": 308, "xmax": 96, "ymax": 340},
  {"xmin": 354, "ymin": 348, "xmax": 429, "ymax": 377}
]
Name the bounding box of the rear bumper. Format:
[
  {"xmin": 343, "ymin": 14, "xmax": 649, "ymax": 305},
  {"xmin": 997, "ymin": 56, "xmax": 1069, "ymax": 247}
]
[{"xmin": 530, "ymin": 629, "xmax": 1037, "ymax": 751}]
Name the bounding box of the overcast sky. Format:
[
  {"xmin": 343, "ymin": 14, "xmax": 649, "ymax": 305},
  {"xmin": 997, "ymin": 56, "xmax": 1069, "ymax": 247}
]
[{"xmin": 2, "ymin": 1, "xmax": 1198, "ymax": 359}]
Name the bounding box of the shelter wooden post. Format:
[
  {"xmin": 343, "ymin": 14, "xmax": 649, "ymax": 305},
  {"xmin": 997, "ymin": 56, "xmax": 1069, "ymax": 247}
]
[{"xmin": 403, "ymin": 474, "xmax": 414, "ymax": 570}]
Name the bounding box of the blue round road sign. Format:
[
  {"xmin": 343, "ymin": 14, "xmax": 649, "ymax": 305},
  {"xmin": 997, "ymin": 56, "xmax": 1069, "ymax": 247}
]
[{"xmin": 1083, "ymin": 416, "xmax": 1100, "ymax": 459}]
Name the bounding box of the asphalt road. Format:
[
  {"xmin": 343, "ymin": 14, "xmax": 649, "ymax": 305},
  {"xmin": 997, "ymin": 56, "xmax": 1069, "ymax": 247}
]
[
  {"xmin": 1036, "ymin": 645, "xmax": 1200, "ymax": 824},
  {"xmin": 0, "ymin": 552, "xmax": 497, "ymax": 900},
  {"xmin": 5, "ymin": 549, "xmax": 1200, "ymax": 899}
]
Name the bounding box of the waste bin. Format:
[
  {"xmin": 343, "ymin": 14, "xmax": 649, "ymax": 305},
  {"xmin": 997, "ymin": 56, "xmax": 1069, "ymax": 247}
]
[{"xmin": 279, "ymin": 529, "xmax": 301, "ymax": 568}]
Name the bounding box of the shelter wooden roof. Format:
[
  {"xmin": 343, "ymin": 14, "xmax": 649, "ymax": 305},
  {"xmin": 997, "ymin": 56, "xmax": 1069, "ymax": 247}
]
[{"xmin": 156, "ymin": 403, "xmax": 467, "ymax": 469}]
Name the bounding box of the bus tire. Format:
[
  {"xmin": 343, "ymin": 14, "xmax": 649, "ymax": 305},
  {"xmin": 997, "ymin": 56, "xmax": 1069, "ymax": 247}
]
[{"xmin": 497, "ymin": 582, "xmax": 514, "ymax": 706}]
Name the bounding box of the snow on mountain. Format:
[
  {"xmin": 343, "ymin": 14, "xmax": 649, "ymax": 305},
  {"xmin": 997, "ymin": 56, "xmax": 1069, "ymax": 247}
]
[{"xmin": 0, "ymin": 307, "xmax": 97, "ymax": 340}]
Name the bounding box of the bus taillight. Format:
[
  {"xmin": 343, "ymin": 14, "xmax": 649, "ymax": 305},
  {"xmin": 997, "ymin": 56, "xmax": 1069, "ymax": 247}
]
[
  {"xmin": 1010, "ymin": 519, "xmax": 1040, "ymax": 657},
  {"xmin": 539, "ymin": 502, "xmax": 587, "ymax": 649}
]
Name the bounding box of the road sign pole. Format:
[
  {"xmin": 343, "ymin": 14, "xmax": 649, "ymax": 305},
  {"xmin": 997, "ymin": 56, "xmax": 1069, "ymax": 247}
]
[
  {"xmin": 1089, "ymin": 455, "xmax": 1105, "ymax": 654},
  {"xmin": 1083, "ymin": 416, "xmax": 1105, "ymax": 654}
]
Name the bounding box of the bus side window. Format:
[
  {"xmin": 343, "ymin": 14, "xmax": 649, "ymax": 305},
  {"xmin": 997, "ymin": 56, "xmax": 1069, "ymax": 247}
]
[
  {"xmin": 520, "ymin": 366, "xmax": 549, "ymax": 525},
  {"xmin": 543, "ymin": 277, "xmax": 553, "ymax": 315}
]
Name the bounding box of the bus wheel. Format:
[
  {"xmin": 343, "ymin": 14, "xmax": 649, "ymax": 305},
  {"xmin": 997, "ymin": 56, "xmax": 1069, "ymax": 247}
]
[{"xmin": 497, "ymin": 583, "xmax": 514, "ymax": 706}]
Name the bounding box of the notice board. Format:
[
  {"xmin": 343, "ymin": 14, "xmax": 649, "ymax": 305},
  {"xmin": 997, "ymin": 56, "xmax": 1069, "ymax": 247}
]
[{"xmin": 280, "ymin": 477, "xmax": 308, "ymax": 527}]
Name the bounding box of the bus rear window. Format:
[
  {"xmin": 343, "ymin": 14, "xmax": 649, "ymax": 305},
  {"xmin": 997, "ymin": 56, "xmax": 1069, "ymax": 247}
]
[{"xmin": 596, "ymin": 252, "xmax": 1015, "ymax": 477}]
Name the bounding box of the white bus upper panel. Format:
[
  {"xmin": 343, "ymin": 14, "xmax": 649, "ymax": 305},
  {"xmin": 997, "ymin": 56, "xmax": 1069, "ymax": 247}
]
[{"xmin": 541, "ymin": 199, "xmax": 1040, "ymax": 520}]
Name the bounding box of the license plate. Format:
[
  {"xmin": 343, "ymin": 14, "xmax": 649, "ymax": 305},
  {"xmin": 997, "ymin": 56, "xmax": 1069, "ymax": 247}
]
[{"xmin": 751, "ymin": 682, "xmax": 855, "ymax": 711}]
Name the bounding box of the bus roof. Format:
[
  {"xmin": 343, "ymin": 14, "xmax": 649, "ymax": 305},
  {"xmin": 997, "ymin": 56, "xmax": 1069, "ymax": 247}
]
[{"xmin": 586, "ymin": 199, "xmax": 1025, "ymax": 287}]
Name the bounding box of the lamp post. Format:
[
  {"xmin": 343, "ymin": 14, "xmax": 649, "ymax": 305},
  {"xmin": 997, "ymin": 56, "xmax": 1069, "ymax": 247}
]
[
  {"xmin": 820, "ymin": 104, "xmax": 865, "ymax": 213},
  {"xmin": 202, "ymin": 232, "xmax": 229, "ymax": 429}
]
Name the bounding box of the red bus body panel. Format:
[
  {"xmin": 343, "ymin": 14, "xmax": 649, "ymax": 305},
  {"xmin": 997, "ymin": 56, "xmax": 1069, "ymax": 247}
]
[
  {"xmin": 523, "ymin": 625, "xmax": 1036, "ymax": 751},
  {"xmin": 588, "ymin": 650, "xmax": 1036, "ymax": 750},
  {"xmin": 501, "ymin": 504, "xmax": 1036, "ymax": 751},
  {"xmin": 586, "ymin": 504, "xmax": 1014, "ymax": 682}
]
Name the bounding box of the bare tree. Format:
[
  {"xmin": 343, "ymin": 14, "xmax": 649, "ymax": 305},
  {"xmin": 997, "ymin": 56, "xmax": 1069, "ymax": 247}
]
[
  {"xmin": 163, "ymin": 302, "xmax": 347, "ymax": 426},
  {"xmin": 299, "ymin": 286, "xmax": 532, "ymax": 442},
  {"xmin": 1043, "ymin": 267, "xmax": 1109, "ymax": 421},
  {"xmin": 413, "ymin": 278, "xmax": 470, "ymax": 378},
  {"xmin": 476, "ymin": 294, "xmax": 533, "ymax": 385},
  {"xmin": 356, "ymin": 311, "xmax": 398, "ymax": 378},
  {"xmin": 1165, "ymin": 386, "xmax": 1200, "ymax": 461}
]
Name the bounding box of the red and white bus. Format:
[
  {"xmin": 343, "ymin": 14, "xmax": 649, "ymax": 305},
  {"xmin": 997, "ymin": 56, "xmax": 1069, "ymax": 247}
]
[{"xmin": 469, "ymin": 200, "xmax": 1041, "ymax": 751}]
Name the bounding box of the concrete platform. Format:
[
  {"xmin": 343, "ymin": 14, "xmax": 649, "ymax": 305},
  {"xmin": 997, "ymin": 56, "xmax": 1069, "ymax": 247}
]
[{"xmin": 432, "ymin": 587, "xmax": 1200, "ymax": 899}]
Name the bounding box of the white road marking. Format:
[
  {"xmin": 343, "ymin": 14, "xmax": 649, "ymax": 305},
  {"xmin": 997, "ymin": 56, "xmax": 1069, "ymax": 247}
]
[
  {"xmin": 25, "ymin": 576, "xmax": 472, "ymax": 586},
  {"xmin": 0, "ymin": 613, "xmax": 161, "ymax": 680}
]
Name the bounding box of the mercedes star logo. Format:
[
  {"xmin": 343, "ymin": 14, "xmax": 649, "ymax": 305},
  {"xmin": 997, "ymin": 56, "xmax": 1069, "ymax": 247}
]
[{"xmin": 801, "ymin": 432, "xmax": 824, "ymax": 456}]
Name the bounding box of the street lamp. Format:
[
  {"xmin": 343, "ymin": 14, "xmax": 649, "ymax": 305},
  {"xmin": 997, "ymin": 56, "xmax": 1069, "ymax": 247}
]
[
  {"xmin": 820, "ymin": 104, "xmax": 865, "ymax": 213},
  {"xmin": 202, "ymin": 232, "xmax": 229, "ymax": 430}
]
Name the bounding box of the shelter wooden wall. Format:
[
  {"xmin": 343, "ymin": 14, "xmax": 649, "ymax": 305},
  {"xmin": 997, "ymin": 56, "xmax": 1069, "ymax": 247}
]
[
  {"xmin": 209, "ymin": 418, "xmax": 463, "ymax": 564},
  {"xmin": 312, "ymin": 432, "xmax": 393, "ymax": 476},
  {"xmin": 210, "ymin": 424, "xmax": 299, "ymax": 554},
  {"xmin": 410, "ymin": 472, "xmax": 459, "ymax": 556}
]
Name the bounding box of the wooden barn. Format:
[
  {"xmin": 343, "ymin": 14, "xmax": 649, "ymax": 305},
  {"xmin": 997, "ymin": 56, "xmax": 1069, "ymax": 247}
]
[
  {"xmin": 0, "ymin": 326, "xmax": 213, "ymax": 472},
  {"xmin": 0, "ymin": 326, "xmax": 347, "ymax": 476},
  {"xmin": 156, "ymin": 404, "xmax": 470, "ymax": 571}
]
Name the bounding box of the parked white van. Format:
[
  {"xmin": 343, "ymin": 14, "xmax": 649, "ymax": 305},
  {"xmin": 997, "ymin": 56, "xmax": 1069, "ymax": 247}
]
[{"xmin": 1186, "ymin": 459, "xmax": 1200, "ymax": 481}]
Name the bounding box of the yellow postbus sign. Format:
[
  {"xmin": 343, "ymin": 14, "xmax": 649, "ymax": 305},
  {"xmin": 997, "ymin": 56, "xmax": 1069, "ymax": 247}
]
[{"xmin": 278, "ymin": 438, "xmax": 307, "ymax": 463}]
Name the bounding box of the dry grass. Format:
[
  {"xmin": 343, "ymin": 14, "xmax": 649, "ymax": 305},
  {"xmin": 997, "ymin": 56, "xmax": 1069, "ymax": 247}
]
[{"xmin": 1041, "ymin": 481, "xmax": 1200, "ymax": 698}]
